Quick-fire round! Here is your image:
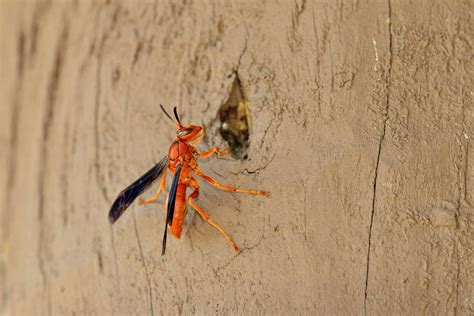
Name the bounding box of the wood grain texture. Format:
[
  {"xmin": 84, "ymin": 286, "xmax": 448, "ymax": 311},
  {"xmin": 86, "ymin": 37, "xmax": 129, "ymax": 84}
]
[{"xmin": 0, "ymin": 0, "xmax": 472, "ymax": 314}]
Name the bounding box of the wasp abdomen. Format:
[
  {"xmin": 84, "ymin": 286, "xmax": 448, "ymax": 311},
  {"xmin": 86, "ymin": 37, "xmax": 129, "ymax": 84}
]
[{"xmin": 170, "ymin": 183, "xmax": 187, "ymax": 238}]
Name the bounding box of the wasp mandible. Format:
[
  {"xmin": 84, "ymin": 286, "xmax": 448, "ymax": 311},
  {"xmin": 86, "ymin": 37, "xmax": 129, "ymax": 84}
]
[{"xmin": 108, "ymin": 105, "xmax": 268, "ymax": 255}]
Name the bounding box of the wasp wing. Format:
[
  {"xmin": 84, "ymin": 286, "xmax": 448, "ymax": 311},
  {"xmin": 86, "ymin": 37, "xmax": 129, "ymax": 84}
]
[
  {"xmin": 108, "ymin": 156, "xmax": 168, "ymax": 224},
  {"xmin": 162, "ymin": 163, "xmax": 182, "ymax": 256}
]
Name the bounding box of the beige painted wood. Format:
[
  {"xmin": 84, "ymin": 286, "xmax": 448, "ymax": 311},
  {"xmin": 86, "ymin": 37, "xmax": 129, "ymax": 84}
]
[{"xmin": 1, "ymin": 1, "xmax": 472, "ymax": 314}]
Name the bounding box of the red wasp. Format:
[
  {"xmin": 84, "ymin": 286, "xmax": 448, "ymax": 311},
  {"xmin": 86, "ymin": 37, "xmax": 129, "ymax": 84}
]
[{"xmin": 108, "ymin": 105, "xmax": 268, "ymax": 255}]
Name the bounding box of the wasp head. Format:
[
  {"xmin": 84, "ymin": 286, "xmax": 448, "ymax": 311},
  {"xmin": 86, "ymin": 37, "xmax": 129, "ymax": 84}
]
[
  {"xmin": 176, "ymin": 125, "xmax": 203, "ymax": 142},
  {"xmin": 160, "ymin": 105, "xmax": 204, "ymax": 143}
]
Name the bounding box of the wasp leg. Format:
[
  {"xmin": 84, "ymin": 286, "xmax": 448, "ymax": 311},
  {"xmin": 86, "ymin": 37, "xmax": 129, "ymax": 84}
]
[
  {"xmin": 187, "ymin": 181, "xmax": 239, "ymax": 252},
  {"xmin": 137, "ymin": 169, "xmax": 167, "ymax": 205},
  {"xmin": 197, "ymin": 147, "xmax": 229, "ymax": 158},
  {"xmin": 192, "ymin": 166, "xmax": 269, "ymax": 197}
]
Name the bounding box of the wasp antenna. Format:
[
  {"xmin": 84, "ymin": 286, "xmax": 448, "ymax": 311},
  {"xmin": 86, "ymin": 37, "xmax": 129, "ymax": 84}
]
[
  {"xmin": 173, "ymin": 106, "xmax": 182, "ymax": 125},
  {"xmin": 160, "ymin": 104, "xmax": 175, "ymax": 123}
]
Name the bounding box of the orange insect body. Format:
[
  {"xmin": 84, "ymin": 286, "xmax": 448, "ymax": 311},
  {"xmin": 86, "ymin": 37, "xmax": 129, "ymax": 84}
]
[
  {"xmin": 133, "ymin": 107, "xmax": 268, "ymax": 253},
  {"xmin": 167, "ymin": 140, "xmax": 195, "ymax": 238}
]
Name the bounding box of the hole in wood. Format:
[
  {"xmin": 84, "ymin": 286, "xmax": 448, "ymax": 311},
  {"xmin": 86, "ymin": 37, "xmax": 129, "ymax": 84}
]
[{"xmin": 218, "ymin": 77, "xmax": 251, "ymax": 160}]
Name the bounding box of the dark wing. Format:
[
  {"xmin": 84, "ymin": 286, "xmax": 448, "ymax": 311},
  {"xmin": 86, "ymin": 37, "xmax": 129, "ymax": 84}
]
[
  {"xmin": 108, "ymin": 156, "xmax": 168, "ymax": 224},
  {"xmin": 162, "ymin": 163, "xmax": 182, "ymax": 256}
]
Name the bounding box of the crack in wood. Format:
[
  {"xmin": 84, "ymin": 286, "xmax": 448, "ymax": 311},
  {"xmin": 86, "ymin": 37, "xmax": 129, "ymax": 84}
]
[
  {"xmin": 133, "ymin": 214, "xmax": 155, "ymax": 316},
  {"xmin": 364, "ymin": 0, "xmax": 393, "ymax": 313},
  {"xmin": 93, "ymin": 8, "xmax": 109, "ymax": 203},
  {"xmin": 453, "ymin": 88, "xmax": 469, "ymax": 315}
]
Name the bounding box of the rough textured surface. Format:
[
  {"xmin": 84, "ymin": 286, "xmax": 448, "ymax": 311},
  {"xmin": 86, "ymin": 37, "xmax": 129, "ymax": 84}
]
[{"xmin": 1, "ymin": 0, "xmax": 473, "ymax": 314}]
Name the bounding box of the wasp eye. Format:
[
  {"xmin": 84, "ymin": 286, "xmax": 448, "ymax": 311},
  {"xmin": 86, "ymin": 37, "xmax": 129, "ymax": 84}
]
[{"xmin": 178, "ymin": 128, "xmax": 193, "ymax": 136}]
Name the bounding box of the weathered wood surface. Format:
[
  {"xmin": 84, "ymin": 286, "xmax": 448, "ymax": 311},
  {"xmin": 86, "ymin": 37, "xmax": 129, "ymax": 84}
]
[{"xmin": 1, "ymin": 0, "xmax": 473, "ymax": 314}]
